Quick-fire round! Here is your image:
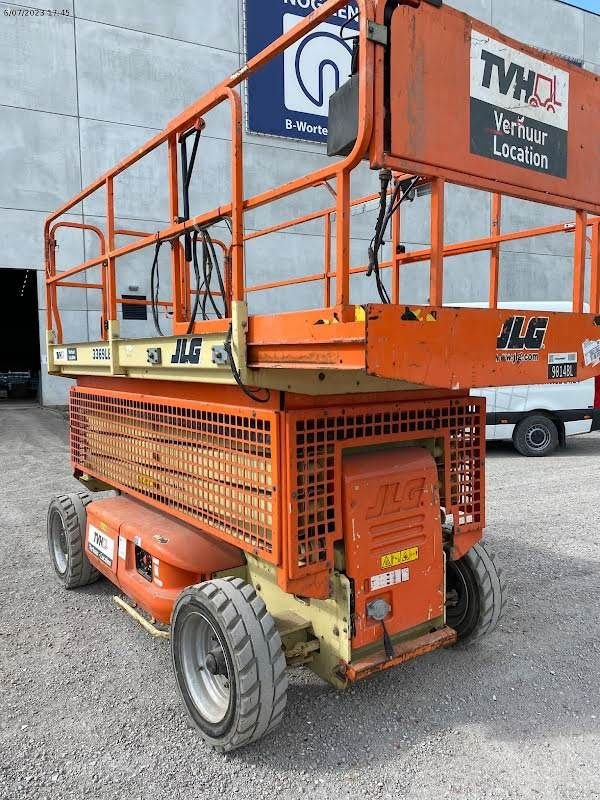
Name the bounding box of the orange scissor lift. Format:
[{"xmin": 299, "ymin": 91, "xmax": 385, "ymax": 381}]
[{"xmin": 45, "ymin": 0, "xmax": 600, "ymax": 750}]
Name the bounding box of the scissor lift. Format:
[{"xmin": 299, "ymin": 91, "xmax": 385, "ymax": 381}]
[{"xmin": 45, "ymin": 0, "xmax": 600, "ymax": 750}]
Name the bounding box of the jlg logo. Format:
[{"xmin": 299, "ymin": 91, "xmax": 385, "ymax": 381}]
[
  {"xmin": 496, "ymin": 316, "xmax": 549, "ymax": 350},
  {"xmin": 171, "ymin": 337, "xmax": 203, "ymax": 365},
  {"xmin": 480, "ymin": 49, "xmax": 563, "ymax": 114},
  {"xmin": 365, "ymin": 478, "xmax": 426, "ymax": 520}
]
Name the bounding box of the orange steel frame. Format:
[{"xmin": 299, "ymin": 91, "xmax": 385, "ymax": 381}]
[
  {"xmin": 70, "ymin": 376, "xmax": 484, "ymax": 599},
  {"xmin": 45, "ymin": 0, "xmax": 600, "ymax": 359}
]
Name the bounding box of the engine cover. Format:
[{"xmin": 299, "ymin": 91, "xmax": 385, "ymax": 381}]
[{"xmin": 342, "ymin": 446, "xmax": 444, "ymax": 652}]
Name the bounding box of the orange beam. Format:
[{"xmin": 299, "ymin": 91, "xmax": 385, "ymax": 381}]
[
  {"xmin": 105, "ymin": 177, "xmax": 117, "ymax": 327},
  {"xmin": 324, "ymin": 213, "xmax": 332, "ymax": 307},
  {"xmin": 168, "ymin": 133, "xmax": 185, "ymax": 326},
  {"xmin": 116, "ymin": 297, "xmax": 172, "ymax": 308},
  {"xmin": 429, "ymin": 178, "xmax": 445, "ymax": 306},
  {"xmin": 335, "ymin": 170, "xmax": 351, "ymax": 307},
  {"xmin": 489, "ymin": 193, "xmax": 501, "ymax": 309},
  {"xmin": 58, "ymin": 282, "xmax": 103, "ymax": 289},
  {"xmin": 115, "ymin": 228, "xmax": 151, "ymax": 238},
  {"xmin": 391, "ymin": 195, "xmax": 401, "ymax": 304},
  {"xmin": 228, "ymin": 88, "xmax": 244, "ymax": 303},
  {"xmin": 573, "ymin": 210, "xmax": 587, "ymax": 313}
]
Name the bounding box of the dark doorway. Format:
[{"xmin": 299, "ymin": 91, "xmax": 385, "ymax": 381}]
[{"xmin": 0, "ymin": 268, "xmax": 40, "ymax": 401}]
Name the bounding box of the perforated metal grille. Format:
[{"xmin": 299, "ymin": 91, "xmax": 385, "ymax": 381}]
[
  {"xmin": 288, "ymin": 398, "xmax": 484, "ymax": 575},
  {"xmin": 69, "ymin": 388, "xmax": 278, "ymax": 559}
]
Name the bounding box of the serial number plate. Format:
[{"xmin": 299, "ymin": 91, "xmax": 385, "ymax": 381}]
[
  {"xmin": 548, "ymin": 363, "xmax": 577, "ymax": 379},
  {"xmin": 380, "ymin": 546, "xmax": 419, "ymax": 569}
]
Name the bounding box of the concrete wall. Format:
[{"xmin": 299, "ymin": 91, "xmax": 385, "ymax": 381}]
[{"xmin": 0, "ymin": 0, "xmax": 597, "ymax": 404}]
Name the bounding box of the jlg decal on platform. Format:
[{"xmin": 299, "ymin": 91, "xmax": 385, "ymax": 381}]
[
  {"xmin": 171, "ymin": 337, "xmax": 203, "ymax": 365},
  {"xmin": 88, "ymin": 524, "xmax": 114, "ymax": 567},
  {"xmin": 470, "ymin": 32, "xmax": 569, "ymax": 177},
  {"xmin": 496, "ymin": 316, "xmax": 549, "ymax": 364}
]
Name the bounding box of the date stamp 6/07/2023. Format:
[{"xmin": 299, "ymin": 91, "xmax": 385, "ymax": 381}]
[{"xmin": 3, "ymin": 7, "xmax": 71, "ymax": 16}]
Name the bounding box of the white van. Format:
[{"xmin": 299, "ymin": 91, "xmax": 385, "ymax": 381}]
[{"xmin": 470, "ymin": 302, "xmax": 600, "ymax": 456}]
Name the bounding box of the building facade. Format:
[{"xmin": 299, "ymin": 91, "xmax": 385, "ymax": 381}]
[{"xmin": 0, "ymin": 0, "xmax": 598, "ymax": 405}]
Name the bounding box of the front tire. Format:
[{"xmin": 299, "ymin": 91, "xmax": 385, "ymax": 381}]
[
  {"xmin": 513, "ymin": 414, "xmax": 558, "ymax": 457},
  {"xmin": 47, "ymin": 493, "xmax": 101, "ymax": 588},
  {"xmin": 171, "ymin": 577, "xmax": 288, "ymax": 752},
  {"xmin": 446, "ymin": 542, "xmax": 505, "ymax": 644}
]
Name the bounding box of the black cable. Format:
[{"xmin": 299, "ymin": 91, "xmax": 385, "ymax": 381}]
[
  {"xmin": 200, "ymin": 231, "xmax": 222, "ymax": 319},
  {"xmin": 224, "ymin": 324, "xmax": 270, "ymax": 403},
  {"xmin": 178, "ymin": 121, "xmax": 231, "ymax": 327},
  {"xmin": 180, "ymin": 126, "xmax": 203, "ymax": 264},
  {"xmin": 388, "ymin": 176, "xmax": 419, "ymax": 218},
  {"xmin": 339, "ymin": 11, "xmax": 360, "ymax": 75},
  {"xmin": 368, "ymin": 173, "xmax": 420, "ymax": 304},
  {"xmin": 186, "ymin": 128, "xmax": 201, "ymax": 191},
  {"xmin": 339, "ymin": 10, "xmax": 359, "ymax": 40},
  {"xmin": 187, "ymin": 229, "xmax": 202, "ymax": 334},
  {"xmin": 368, "ymin": 169, "xmax": 393, "ymax": 303},
  {"xmin": 192, "ymin": 224, "xmax": 228, "ymax": 321},
  {"xmin": 150, "ymin": 238, "xmax": 164, "ymax": 336},
  {"xmin": 205, "ymin": 230, "xmax": 228, "ymax": 317},
  {"xmin": 200, "ymin": 233, "xmax": 211, "ymax": 320},
  {"xmin": 382, "ymin": 620, "xmax": 395, "ymax": 661}
]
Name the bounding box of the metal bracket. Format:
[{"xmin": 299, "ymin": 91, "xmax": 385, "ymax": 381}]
[
  {"xmin": 367, "ymin": 20, "xmax": 388, "ymax": 46},
  {"xmin": 211, "ymin": 345, "xmax": 229, "ymax": 366},
  {"xmin": 146, "ymin": 347, "xmax": 162, "ymax": 365}
]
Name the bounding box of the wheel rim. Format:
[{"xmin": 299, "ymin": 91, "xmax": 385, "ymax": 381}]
[
  {"xmin": 50, "ymin": 509, "xmax": 68, "ymax": 575},
  {"xmin": 525, "ymin": 423, "xmax": 551, "ymax": 452},
  {"xmin": 179, "ymin": 611, "xmax": 231, "ymax": 725}
]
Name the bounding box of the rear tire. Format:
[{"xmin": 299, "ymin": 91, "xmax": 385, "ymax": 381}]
[
  {"xmin": 171, "ymin": 577, "xmax": 288, "ymax": 752},
  {"xmin": 47, "ymin": 493, "xmax": 100, "ymax": 588},
  {"xmin": 513, "ymin": 414, "xmax": 558, "ymax": 457},
  {"xmin": 446, "ymin": 542, "xmax": 505, "ymax": 644}
]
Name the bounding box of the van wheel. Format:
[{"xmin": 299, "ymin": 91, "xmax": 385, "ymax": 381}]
[{"xmin": 513, "ymin": 414, "xmax": 558, "ymax": 457}]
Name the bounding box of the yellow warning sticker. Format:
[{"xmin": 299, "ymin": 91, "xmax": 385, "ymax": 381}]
[{"xmin": 380, "ymin": 547, "xmax": 419, "ymax": 569}]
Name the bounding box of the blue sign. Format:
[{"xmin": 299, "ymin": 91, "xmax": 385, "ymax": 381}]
[{"xmin": 245, "ymin": 0, "xmax": 359, "ymax": 143}]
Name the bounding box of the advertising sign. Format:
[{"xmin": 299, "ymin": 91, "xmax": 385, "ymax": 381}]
[
  {"xmin": 470, "ymin": 31, "xmax": 570, "ymax": 178},
  {"xmin": 245, "ymin": 0, "xmax": 359, "ymax": 143}
]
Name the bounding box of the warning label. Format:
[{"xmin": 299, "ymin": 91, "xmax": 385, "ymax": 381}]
[{"xmin": 380, "ymin": 546, "xmax": 419, "ymax": 569}]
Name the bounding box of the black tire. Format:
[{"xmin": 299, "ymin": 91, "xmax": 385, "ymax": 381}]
[
  {"xmin": 47, "ymin": 493, "xmax": 101, "ymax": 588},
  {"xmin": 446, "ymin": 541, "xmax": 506, "ymax": 644},
  {"xmin": 513, "ymin": 413, "xmax": 559, "ymax": 457},
  {"xmin": 171, "ymin": 577, "xmax": 288, "ymax": 752}
]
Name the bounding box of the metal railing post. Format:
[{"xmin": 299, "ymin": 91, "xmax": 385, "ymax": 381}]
[
  {"xmin": 429, "ymin": 178, "xmax": 445, "ymax": 306},
  {"xmin": 335, "ymin": 170, "xmax": 351, "ymax": 308},
  {"xmin": 391, "ymin": 193, "xmax": 401, "ymax": 304},
  {"xmin": 573, "ymin": 210, "xmax": 587, "ymax": 313},
  {"xmin": 324, "ymin": 212, "xmax": 332, "ymax": 307},
  {"xmin": 489, "ymin": 193, "xmax": 501, "ymax": 309}
]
